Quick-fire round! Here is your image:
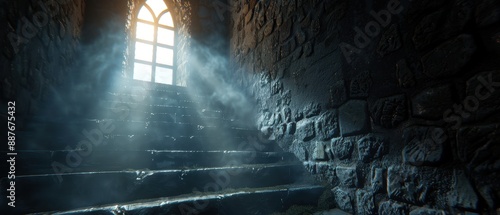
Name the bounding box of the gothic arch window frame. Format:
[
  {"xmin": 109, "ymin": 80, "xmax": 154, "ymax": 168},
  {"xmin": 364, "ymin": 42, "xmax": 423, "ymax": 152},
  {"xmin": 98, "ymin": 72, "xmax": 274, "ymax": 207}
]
[{"xmin": 131, "ymin": 0, "xmax": 177, "ymax": 85}]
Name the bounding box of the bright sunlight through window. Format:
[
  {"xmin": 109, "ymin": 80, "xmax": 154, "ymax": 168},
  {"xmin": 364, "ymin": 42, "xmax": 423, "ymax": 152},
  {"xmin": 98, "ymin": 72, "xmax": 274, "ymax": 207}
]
[{"xmin": 133, "ymin": 0, "xmax": 175, "ymax": 85}]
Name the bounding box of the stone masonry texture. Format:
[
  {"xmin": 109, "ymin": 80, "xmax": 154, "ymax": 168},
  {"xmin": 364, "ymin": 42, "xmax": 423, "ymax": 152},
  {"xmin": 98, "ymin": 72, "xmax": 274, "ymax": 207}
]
[{"xmin": 228, "ymin": 0, "xmax": 500, "ymax": 214}]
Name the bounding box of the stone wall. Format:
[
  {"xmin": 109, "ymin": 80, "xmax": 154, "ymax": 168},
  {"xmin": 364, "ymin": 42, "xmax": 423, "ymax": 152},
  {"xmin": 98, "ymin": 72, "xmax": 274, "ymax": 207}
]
[
  {"xmin": 229, "ymin": 0, "xmax": 500, "ymax": 214},
  {"xmin": 0, "ymin": 0, "xmax": 85, "ymax": 125}
]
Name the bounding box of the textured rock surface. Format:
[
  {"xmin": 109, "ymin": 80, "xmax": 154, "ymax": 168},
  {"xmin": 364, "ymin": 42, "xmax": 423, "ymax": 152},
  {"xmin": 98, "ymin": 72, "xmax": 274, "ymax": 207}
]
[
  {"xmin": 371, "ymin": 94, "xmax": 407, "ymax": 128},
  {"xmin": 421, "ymin": 34, "xmax": 476, "ymax": 78},
  {"xmin": 377, "ymin": 24, "xmax": 402, "ymax": 56},
  {"xmin": 371, "ymin": 167, "xmax": 385, "ymax": 193},
  {"xmin": 331, "ymin": 137, "xmax": 354, "ymax": 160},
  {"xmin": 378, "ymin": 201, "xmax": 408, "ymax": 215},
  {"xmin": 336, "ymin": 166, "xmax": 358, "ymax": 188},
  {"xmin": 449, "ymin": 170, "xmax": 480, "ymax": 210},
  {"xmin": 409, "ymin": 208, "xmax": 445, "ymax": 215},
  {"xmin": 339, "ymin": 100, "xmax": 370, "ymax": 136},
  {"xmin": 387, "ymin": 166, "xmax": 428, "ymax": 205},
  {"xmin": 350, "ymin": 71, "xmax": 372, "ymax": 98},
  {"xmin": 403, "ymin": 126, "xmax": 446, "ymax": 166},
  {"xmin": 227, "ymin": 0, "xmax": 500, "ymax": 213},
  {"xmin": 464, "ymin": 71, "xmax": 500, "ymax": 121},
  {"xmin": 357, "ymin": 134, "xmax": 387, "ymax": 163},
  {"xmin": 356, "ymin": 189, "xmax": 375, "ymax": 215},
  {"xmin": 297, "ymin": 119, "xmax": 316, "ymax": 141},
  {"xmin": 312, "ymin": 142, "xmax": 327, "ymax": 161},
  {"xmin": 412, "ymin": 84, "xmax": 454, "ymax": 119},
  {"xmin": 332, "ymin": 187, "xmax": 354, "ymax": 213},
  {"xmin": 396, "ymin": 59, "xmax": 416, "ymax": 88},
  {"xmin": 315, "ymin": 110, "xmax": 340, "ymax": 140}
]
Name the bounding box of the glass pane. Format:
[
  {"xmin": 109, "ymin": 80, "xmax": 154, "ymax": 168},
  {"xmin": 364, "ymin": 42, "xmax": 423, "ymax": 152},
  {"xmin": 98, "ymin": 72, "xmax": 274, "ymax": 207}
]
[
  {"xmin": 156, "ymin": 47, "xmax": 174, "ymax": 66},
  {"xmin": 157, "ymin": 27, "xmax": 174, "ymax": 46},
  {"xmin": 155, "ymin": 67, "xmax": 173, "ymax": 85},
  {"xmin": 146, "ymin": 0, "xmax": 168, "ymax": 18},
  {"xmin": 138, "ymin": 6, "xmax": 153, "ymax": 21},
  {"xmin": 136, "ymin": 22, "xmax": 154, "ymax": 41},
  {"xmin": 159, "ymin": 12, "xmax": 174, "ymax": 27},
  {"xmin": 135, "ymin": 42, "xmax": 153, "ymax": 62},
  {"xmin": 133, "ymin": 63, "xmax": 152, "ymax": 82}
]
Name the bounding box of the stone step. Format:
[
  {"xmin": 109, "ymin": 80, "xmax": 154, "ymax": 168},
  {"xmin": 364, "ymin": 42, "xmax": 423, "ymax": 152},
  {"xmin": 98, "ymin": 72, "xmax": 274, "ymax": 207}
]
[
  {"xmin": 21, "ymin": 119, "xmax": 257, "ymax": 137},
  {"xmin": 43, "ymin": 184, "xmax": 326, "ymax": 215},
  {"xmin": 95, "ymin": 100, "xmax": 224, "ymax": 118},
  {"xmin": 101, "ymin": 91, "xmax": 202, "ymax": 107},
  {"xmin": 0, "ymin": 163, "xmax": 308, "ymax": 213},
  {"xmin": 14, "ymin": 131, "xmax": 278, "ymax": 151},
  {"xmin": 0, "ymin": 150, "xmax": 298, "ymax": 175},
  {"xmin": 90, "ymin": 81, "xmax": 212, "ymax": 107},
  {"xmin": 97, "ymin": 77, "xmax": 192, "ymax": 96},
  {"xmin": 86, "ymin": 107, "xmax": 242, "ymax": 126}
]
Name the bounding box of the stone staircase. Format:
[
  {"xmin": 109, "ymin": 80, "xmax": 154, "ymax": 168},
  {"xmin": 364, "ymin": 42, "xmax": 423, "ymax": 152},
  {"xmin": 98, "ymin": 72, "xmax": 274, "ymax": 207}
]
[{"xmin": 0, "ymin": 79, "xmax": 325, "ymax": 214}]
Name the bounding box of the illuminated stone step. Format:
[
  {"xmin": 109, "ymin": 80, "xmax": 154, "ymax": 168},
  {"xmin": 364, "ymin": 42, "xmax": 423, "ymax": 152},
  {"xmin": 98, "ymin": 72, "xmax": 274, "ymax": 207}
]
[
  {"xmin": 0, "ymin": 150, "xmax": 298, "ymax": 175},
  {"xmin": 21, "ymin": 119, "xmax": 257, "ymax": 137},
  {"xmin": 86, "ymin": 107, "xmax": 241, "ymax": 126},
  {"xmin": 96, "ymin": 100, "xmax": 223, "ymax": 118},
  {"xmin": 14, "ymin": 130, "xmax": 277, "ymax": 151},
  {"xmin": 47, "ymin": 184, "xmax": 326, "ymax": 215},
  {"xmin": 0, "ymin": 163, "xmax": 309, "ymax": 214}
]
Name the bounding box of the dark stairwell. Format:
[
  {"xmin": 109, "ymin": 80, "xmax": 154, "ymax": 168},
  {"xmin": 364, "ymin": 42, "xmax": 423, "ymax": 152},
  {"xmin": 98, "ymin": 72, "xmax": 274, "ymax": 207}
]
[
  {"xmin": 1, "ymin": 78, "xmax": 326, "ymax": 214},
  {"xmin": 0, "ymin": 0, "xmax": 330, "ymax": 214}
]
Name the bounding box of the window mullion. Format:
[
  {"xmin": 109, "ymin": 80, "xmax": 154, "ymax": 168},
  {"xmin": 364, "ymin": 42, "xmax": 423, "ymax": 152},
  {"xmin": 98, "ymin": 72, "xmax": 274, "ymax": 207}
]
[{"xmin": 152, "ymin": 20, "xmax": 159, "ymax": 83}]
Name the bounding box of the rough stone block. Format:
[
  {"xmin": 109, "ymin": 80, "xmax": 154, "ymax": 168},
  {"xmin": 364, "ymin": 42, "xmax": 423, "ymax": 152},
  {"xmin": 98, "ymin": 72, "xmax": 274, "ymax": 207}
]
[
  {"xmin": 371, "ymin": 167, "xmax": 385, "ymax": 193},
  {"xmin": 377, "ymin": 24, "xmax": 402, "ymax": 56},
  {"xmin": 312, "ymin": 142, "xmax": 327, "ymax": 161},
  {"xmin": 245, "ymin": 9, "xmax": 254, "ymax": 24},
  {"xmin": 330, "ymin": 80, "xmax": 347, "ymax": 107},
  {"xmin": 279, "ymin": 19, "xmax": 292, "ymax": 42},
  {"xmin": 409, "ymin": 208, "xmax": 445, "ymax": 215},
  {"xmin": 274, "ymin": 123, "xmax": 286, "ymax": 139},
  {"xmin": 294, "ymin": 110, "xmax": 304, "ymax": 121},
  {"xmin": 331, "ymin": 137, "xmax": 354, "ymax": 160},
  {"xmin": 283, "ymin": 107, "xmax": 292, "ymax": 123},
  {"xmin": 339, "ymin": 100, "xmax": 370, "ymax": 136},
  {"xmin": 413, "ymin": 3, "xmax": 472, "ymax": 51},
  {"xmin": 475, "ymin": 0, "xmax": 500, "ymax": 27},
  {"xmin": 387, "ymin": 165, "xmax": 428, "ymax": 205},
  {"xmin": 403, "ymin": 126, "xmax": 446, "ymax": 166},
  {"xmin": 378, "ymin": 201, "xmax": 408, "ymax": 215},
  {"xmin": 303, "ymin": 102, "xmax": 321, "ymax": 118},
  {"xmin": 296, "ymin": 119, "xmax": 316, "ymax": 141},
  {"xmin": 350, "ymin": 70, "xmax": 372, "ymax": 98},
  {"xmin": 396, "ymin": 59, "xmax": 416, "ymax": 88},
  {"xmin": 371, "ymin": 94, "xmax": 407, "ymax": 128},
  {"xmin": 357, "ymin": 134, "xmax": 387, "ymax": 163},
  {"xmin": 291, "ymin": 140, "xmax": 308, "ymax": 161},
  {"xmin": 336, "ymin": 166, "xmax": 358, "ymax": 188},
  {"xmin": 449, "ymin": 169, "xmax": 480, "ymax": 210},
  {"xmin": 304, "ymin": 41, "xmax": 313, "ymax": 56},
  {"xmin": 296, "ymin": 29, "xmax": 306, "ymax": 45},
  {"xmin": 356, "ymin": 189, "xmax": 375, "ymax": 215},
  {"xmin": 456, "ymin": 124, "xmax": 500, "ymax": 172},
  {"xmin": 465, "ymin": 70, "xmax": 500, "ymax": 122},
  {"xmin": 411, "ymin": 84, "xmax": 454, "ymax": 119},
  {"xmin": 421, "ymin": 34, "xmax": 476, "ymax": 78},
  {"xmin": 263, "ymin": 20, "xmax": 275, "ymax": 36},
  {"xmin": 332, "ymin": 187, "xmax": 354, "ymax": 213},
  {"xmin": 286, "ymin": 122, "xmax": 296, "ymax": 135},
  {"xmin": 315, "ymin": 110, "xmax": 340, "ymax": 140}
]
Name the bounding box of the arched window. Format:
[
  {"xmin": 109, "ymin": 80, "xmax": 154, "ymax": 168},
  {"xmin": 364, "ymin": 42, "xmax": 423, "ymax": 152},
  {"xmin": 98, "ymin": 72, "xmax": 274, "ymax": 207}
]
[{"xmin": 133, "ymin": 0, "xmax": 175, "ymax": 85}]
